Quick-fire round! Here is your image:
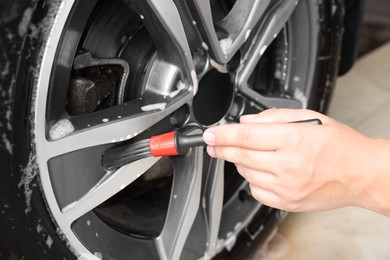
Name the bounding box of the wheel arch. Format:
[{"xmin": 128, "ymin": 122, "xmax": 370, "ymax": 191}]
[{"xmin": 338, "ymin": 0, "xmax": 365, "ymax": 75}]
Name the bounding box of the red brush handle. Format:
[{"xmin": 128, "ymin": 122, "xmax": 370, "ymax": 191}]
[{"xmin": 149, "ymin": 131, "xmax": 179, "ymax": 157}]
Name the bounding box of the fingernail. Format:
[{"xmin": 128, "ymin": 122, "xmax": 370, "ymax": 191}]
[
  {"xmin": 207, "ymin": 145, "xmax": 216, "ymax": 157},
  {"xmin": 203, "ymin": 130, "xmax": 215, "ymax": 144}
]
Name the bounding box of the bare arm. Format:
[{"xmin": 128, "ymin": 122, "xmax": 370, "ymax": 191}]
[{"xmin": 203, "ymin": 109, "xmax": 390, "ymax": 216}]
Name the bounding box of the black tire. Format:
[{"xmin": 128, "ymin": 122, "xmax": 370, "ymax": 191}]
[{"xmin": 0, "ymin": 0, "xmax": 343, "ymax": 259}]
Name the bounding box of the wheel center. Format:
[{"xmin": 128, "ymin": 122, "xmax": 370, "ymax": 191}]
[{"xmin": 192, "ymin": 69, "xmax": 234, "ymax": 126}]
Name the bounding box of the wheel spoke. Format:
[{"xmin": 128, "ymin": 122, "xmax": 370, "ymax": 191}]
[
  {"xmin": 187, "ymin": 0, "xmax": 271, "ymax": 63},
  {"xmin": 44, "ymin": 0, "xmax": 200, "ymax": 158},
  {"xmin": 45, "ymin": 91, "xmax": 191, "ymax": 159},
  {"xmin": 61, "ymin": 157, "xmax": 160, "ymax": 223},
  {"xmin": 204, "ymin": 158, "xmax": 224, "ymax": 256},
  {"xmin": 155, "ymin": 137, "xmax": 203, "ymax": 260},
  {"xmin": 133, "ymin": 0, "xmax": 198, "ymax": 94},
  {"xmin": 236, "ymin": 0, "xmax": 302, "ymax": 109}
]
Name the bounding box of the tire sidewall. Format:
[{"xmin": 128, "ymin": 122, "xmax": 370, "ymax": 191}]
[{"xmin": 1, "ymin": 0, "xmax": 77, "ymax": 259}]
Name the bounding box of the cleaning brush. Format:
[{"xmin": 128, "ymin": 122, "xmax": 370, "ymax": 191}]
[
  {"xmin": 102, "ymin": 131, "xmax": 204, "ymax": 171},
  {"xmin": 102, "ymin": 118, "xmax": 322, "ymax": 172}
]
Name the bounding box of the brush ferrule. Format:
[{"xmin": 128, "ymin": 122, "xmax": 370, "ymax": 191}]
[{"xmin": 149, "ymin": 131, "xmax": 179, "ymax": 157}]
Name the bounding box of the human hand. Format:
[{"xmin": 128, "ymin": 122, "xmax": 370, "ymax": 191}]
[{"xmin": 203, "ymin": 109, "xmax": 390, "ymax": 214}]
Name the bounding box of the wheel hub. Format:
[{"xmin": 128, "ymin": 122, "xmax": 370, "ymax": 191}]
[{"xmin": 192, "ymin": 69, "xmax": 234, "ymax": 126}]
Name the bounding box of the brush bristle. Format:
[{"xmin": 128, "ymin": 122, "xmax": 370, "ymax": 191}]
[{"xmin": 102, "ymin": 139, "xmax": 151, "ymax": 171}]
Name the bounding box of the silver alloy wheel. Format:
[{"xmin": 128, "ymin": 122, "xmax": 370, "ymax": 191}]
[{"xmin": 32, "ymin": 0, "xmax": 319, "ymax": 259}]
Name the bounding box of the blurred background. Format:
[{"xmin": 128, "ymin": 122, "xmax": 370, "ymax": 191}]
[{"xmin": 359, "ymin": 0, "xmax": 390, "ymax": 56}]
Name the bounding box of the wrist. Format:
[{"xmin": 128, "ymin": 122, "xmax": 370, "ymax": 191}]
[{"xmin": 355, "ymin": 138, "xmax": 390, "ymax": 216}]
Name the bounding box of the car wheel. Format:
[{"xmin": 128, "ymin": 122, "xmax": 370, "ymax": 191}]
[{"xmin": 0, "ymin": 0, "xmax": 343, "ymax": 259}]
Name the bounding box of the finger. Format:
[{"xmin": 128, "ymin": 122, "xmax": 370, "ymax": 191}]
[
  {"xmin": 248, "ymin": 183, "xmax": 283, "ymax": 209},
  {"xmin": 207, "ymin": 146, "xmax": 280, "ymax": 174},
  {"xmin": 203, "ymin": 123, "xmax": 291, "ymax": 150},
  {"xmin": 235, "ymin": 164, "xmax": 277, "ymax": 185},
  {"xmin": 240, "ymin": 108, "xmax": 330, "ymax": 124}
]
